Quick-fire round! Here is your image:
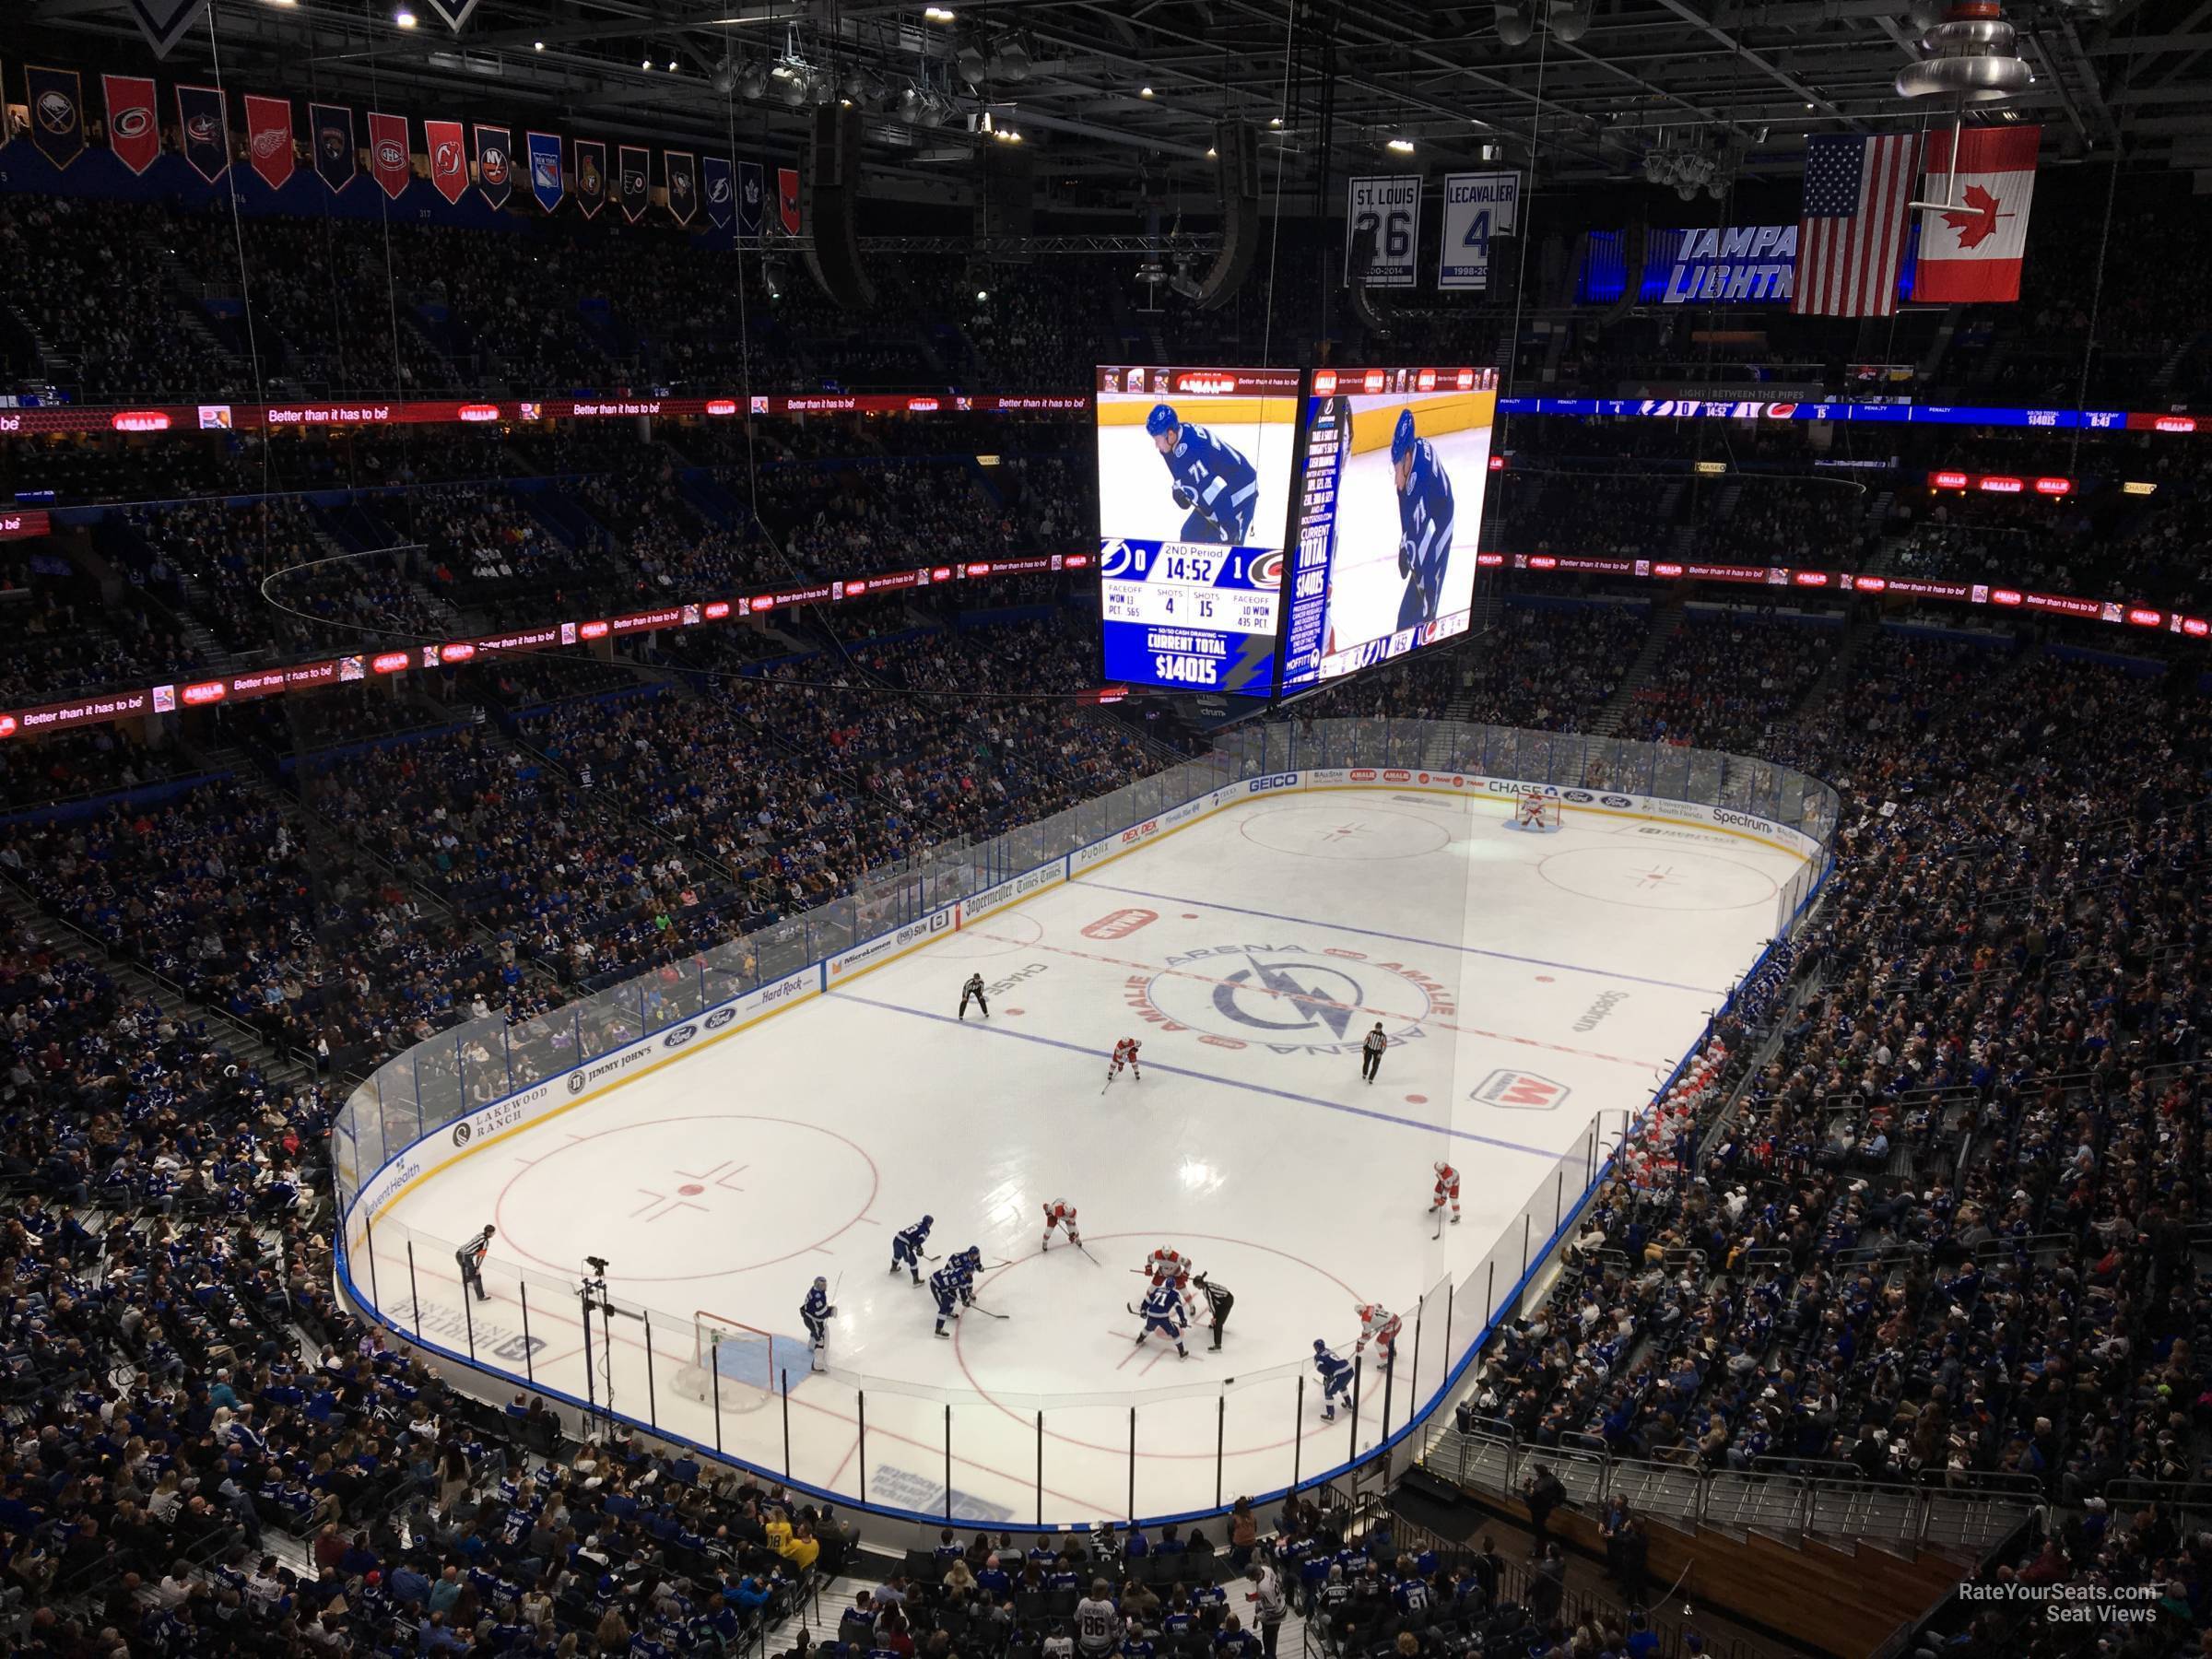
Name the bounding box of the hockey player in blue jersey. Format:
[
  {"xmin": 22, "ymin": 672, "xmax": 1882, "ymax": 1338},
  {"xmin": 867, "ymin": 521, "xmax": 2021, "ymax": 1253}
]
[
  {"xmin": 1132, "ymin": 1281, "xmax": 1190, "ymax": 1359},
  {"xmin": 930, "ymin": 1258, "xmax": 974, "ymax": 1338},
  {"xmin": 890, "ymin": 1215, "xmax": 935, "ymax": 1284},
  {"xmin": 1148, "ymin": 404, "xmax": 1261, "ymax": 545},
  {"xmin": 801, "ymin": 1277, "xmax": 836, "ymax": 1357},
  {"xmin": 1389, "ymin": 409, "xmax": 1456, "ymax": 632},
  {"xmin": 1312, "ymin": 1339, "xmax": 1355, "ymax": 1420}
]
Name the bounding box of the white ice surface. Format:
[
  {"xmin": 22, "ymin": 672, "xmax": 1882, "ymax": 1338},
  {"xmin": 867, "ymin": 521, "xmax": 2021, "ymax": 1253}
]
[{"xmin": 372, "ymin": 788, "xmax": 1801, "ymax": 1524}]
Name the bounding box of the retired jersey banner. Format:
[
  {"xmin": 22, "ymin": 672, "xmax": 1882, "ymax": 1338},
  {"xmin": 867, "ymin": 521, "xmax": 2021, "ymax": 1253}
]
[
  {"xmin": 473, "ymin": 124, "xmax": 512, "ymax": 209},
  {"xmin": 176, "ymin": 84, "xmax": 229, "ymax": 183},
  {"xmin": 777, "ymin": 166, "xmax": 801, "ymax": 234},
  {"xmin": 1345, "ymin": 174, "xmax": 1420, "ymax": 288},
  {"xmin": 665, "ymin": 150, "xmax": 697, "ymax": 226},
  {"xmin": 367, "ymin": 112, "xmax": 410, "ymax": 200},
  {"xmin": 1439, "ymin": 171, "xmax": 1519, "ymax": 291},
  {"xmin": 737, "ymin": 159, "xmax": 764, "ymax": 236},
  {"xmin": 702, "ymin": 156, "xmax": 733, "ymax": 230},
  {"xmin": 27, "ymin": 67, "xmax": 86, "ymax": 171},
  {"xmin": 123, "ymin": 0, "xmax": 208, "ymax": 58},
  {"xmin": 244, "ymin": 95, "xmax": 294, "ymax": 191},
  {"xmin": 618, "ymin": 145, "xmax": 650, "ymax": 222},
  {"xmin": 425, "ymin": 119, "xmax": 466, "ymax": 204},
  {"xmin": 572, "ymin": 139, "xmax": 606, "ymax": 218},
  {"xmin": 102, "ymin": 74, "xmax": 159, "ymax": 175},
  {"xmin": 310, "ymin": 103, "xmax": 355, "ymax": 194},
  {"xmin": 1916, "ymin": 124, "xmax": 2040, "ymax": 304},
  {"xmin": 525, "ymin": 130, "xmax": 563, "ymax": 212}
]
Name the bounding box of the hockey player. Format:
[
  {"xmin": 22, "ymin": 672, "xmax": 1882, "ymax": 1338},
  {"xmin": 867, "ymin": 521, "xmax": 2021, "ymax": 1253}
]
[
  {"xmin": 930, "ymin": 1258, "xmax": 973, "ymax": 1338},
  {"xmin": 1312, "ymin": 1340, "xmax": 1355, "ymax": 1420},
  {"xmin": 890, "ymin": 1214, "xmax": 935, "ymax": 1283},
  {"xmin": 1144, "ymin": 1245, "xmax": 1192, "ymax": 1288},
  {"xmin": 1147, "ymin": 405, "xmax": 1261, "ymax": 546},
  {"xmin": 455, "ymin": 1223, "xmax": 495, "ymax": 1301},
  {"xmin": 1390, "ymin": 409, "xmax": 1456, "ymax": 632},
  {"xmin": 1106, "ymin": 1036, "xmax": 1142, "ymax": 1085},
  {"xmin": 1041, "ymin": 1199, "xmax": 1082, "ymax": 1252},
  {"xmin": 801, "ymin": 1276, "xmax": 836, "ymax": 1354},
  {"xmin": 1429, "ymin": 1162, "xmax": 1462, "ymax": 1225},
  {"xmin": 1354, "ymin": 1303, "xmax": 1403, "ymax": 1365},
  {"xmin": 959, "ymin": 971, "xmax": 990, "ymax": 1020},
  {"xmin": 1192, "ymin": 1272, "xmax": 1233, "ymax": 1352},
  {"xmin": 1134, "ymin": 1280, "xmax": 1190, "ymax": 1359}
]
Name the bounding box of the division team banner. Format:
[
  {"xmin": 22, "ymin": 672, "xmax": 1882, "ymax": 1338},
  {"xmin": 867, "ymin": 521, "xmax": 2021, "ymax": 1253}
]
[
  {"xmin": 425, "ymin": 118, "xmax": 467, "ymax": 205},
  {"xmin": 310, "ymin": 103, "xmax": 355, "ymax": 194},
  {"xmin": 472, "ymin": 123, "xmax": 512, "ymax": 208},
  {"xmin": 1915, "ymin": 124, "xmax": 2040, "ymax": 304},
  {"xmin": 123, "ymin": 0, "xmax": 209, "ymax": 58},
  {"xmin": 777, "ymin": 165, "xmax": 802, "ymax": 234},
  {"xmin": 618, "ymin": 144, "xmax": 650, "ymax": 222},
  {"xmin": 244, "ymin": 94, "xmax": 294, "ymax": 191},
  {"xmin": 665, "ymin": 150, "xmax": 697, "ymax": 226},
  {"xmin": 26, "ymin": 66, "xmax": 86, "ymax": 171},
  {"xmin": 525, "ymin": 130, "xmax": 563, "ymax": 212},
  {"xmin": 573, "ymin": 139, "xmax": 606, "ymax": 218},
  {"xmin": 737, "ymin": 159, "xmax": 764, "ymax": 236},
  {"xmin": 102, "ymin": 74, "xmax": 160, "ymax": 175},
  {"xmin": 702, "ymin": 155, "xmax": 733, "ymax": 230},
  {"xmin": 368, "ymin": 112, "xmax": 410, "ymax": 199},
  {"xmin": 1345, "ymin": 174, "xmax": 1420, "ymax": 288},
  {"xmin": 176, "ymin": 83, "xmax": 229, "ymax": 183},
  {"xmin": 1438, "ymin": 171, "xmax": 1519, "ymax": 291}
]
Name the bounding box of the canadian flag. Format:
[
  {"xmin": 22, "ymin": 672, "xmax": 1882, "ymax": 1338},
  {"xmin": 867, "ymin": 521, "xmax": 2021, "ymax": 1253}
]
[{"xmin": 1914, "ymin": 124, "xmax": 2040, "ymax": 303}]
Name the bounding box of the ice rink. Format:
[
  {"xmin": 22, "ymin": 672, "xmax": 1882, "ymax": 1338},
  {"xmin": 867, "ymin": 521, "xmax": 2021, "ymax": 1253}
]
[
  {"xmin": 1094, "ymin": 418, "xmax": 1296, "ymax": 551},
  {"xmin": 369, "ymin": 784, "xmax": 1806, "ymax": 1523},
  {"xmin": 1322, "ymin": 423, "xmax": 1493, "ymax": 662}
]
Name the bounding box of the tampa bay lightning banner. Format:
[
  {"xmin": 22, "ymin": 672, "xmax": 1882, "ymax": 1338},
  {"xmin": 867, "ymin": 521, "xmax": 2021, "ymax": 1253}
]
[
  {"xmin": 525, "ymin": 130, "xmax": 562, "ymax": 213},
  {"xmin": 702, "ymin": 156, "xmax": 733, "ymax": 231},
  {"xmin": 25, "ymin": 66, "xmax": 86, "ymax": 171},
  {"xmin": 310, "ymin": 103, "xmax": 355, "ymax": 194},
  {"xmin": 737, "ymin": 159, "xmax": 764, "ymax": 237}
]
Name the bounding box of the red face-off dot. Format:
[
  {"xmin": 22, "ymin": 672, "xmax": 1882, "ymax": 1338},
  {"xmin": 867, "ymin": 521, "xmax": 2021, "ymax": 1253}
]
[
  {"xmin": 1182, "ymin": 913, "xmax": 1198, "ymax": 919},
  {"xmin": 1535, "ymin": 975, "xmax": 1556, "ymax": 982},
  {"xmin": 1405, "ymin": 1095, "xmax": 1428, "ymax": 1104},
  {"xmin": 1006, "ymin": 1007, "xmax": 1023, "ymax": 1016},
  {"xmin": 679, "ymin": 1184, "xmax": 705, "ymax": 1196}
]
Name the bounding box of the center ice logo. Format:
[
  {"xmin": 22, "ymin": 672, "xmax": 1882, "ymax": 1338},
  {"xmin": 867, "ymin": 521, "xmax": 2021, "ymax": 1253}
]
[{"xmin": 1129, "ymin": 944, "xmax": 1447, "ymax": 1055}]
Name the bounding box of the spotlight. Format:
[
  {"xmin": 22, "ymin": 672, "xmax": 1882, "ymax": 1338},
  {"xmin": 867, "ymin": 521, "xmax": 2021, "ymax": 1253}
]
[
  {"xmin": 712, "ymin": 61, "xmax": 738, "ymax": 95},
  {"xmin": 394, "ymin": 5, "xmax": 417, "ymax": 25},
  {"xmin": 739, "ymin": 64, "xmax": 768, "ymax": 99},
  {"xmin": 782, "ymin": 73, "xmax": 809, "ymax": 106},
  {"xmin": 1386, "ymin": 136, "xmax": 1415, "ymax": 154},
  {"xmin": 995, "ymin": 38, "xmax": 1030, "ymax": 81},
  {"xmin": 924, "ymin": 4, "xmax": 956, "ymax": 18},
  {"xmin": 762, "ymin": 257, "xmax": 788, "ymax": 300},
  {"xmin": 1138, "ymin": 85, "xmax": 1155, "ymax": 99},
  {"xmin": 899, "ymin": 85, "xmax": 924, "ymax": 121},
  {"xmin": 957, "ymin": 43, "xmax": 988, "ymax": 86},
  {"xmin": 533, "ymin": 39, "xmax": 546, "ymax": 51},
  {"xmin": 975, "ymin": 288, "xmax": 989, "ymax": 301},
  {"xmin": 1495, "ymin": 3, "xmax": 1532, "ymax": 46},
  {"xmin": 667, "ymin": 58, "xmax": 679, "ymax": 72},
  {"xmin": 641, "ymin": 56, "xmax": 653, "ymax": 70}
]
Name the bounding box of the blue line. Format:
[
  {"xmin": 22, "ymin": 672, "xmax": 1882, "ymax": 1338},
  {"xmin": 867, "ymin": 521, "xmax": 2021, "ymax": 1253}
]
[
  {"xmin": 829, "ymin": 990, "xmax": 1559, "ymax": 1160},
  {"xmin": 1075, "ymin": 878, "xmax": 1725, "ymax": 996}
]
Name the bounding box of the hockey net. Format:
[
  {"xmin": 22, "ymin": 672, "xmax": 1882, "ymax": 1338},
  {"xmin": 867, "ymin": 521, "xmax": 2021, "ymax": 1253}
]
[
  {"xmin": 670, "ymin": 1312, "xmax": 810, "ymax": 1410},
  {"xmin": 1510, "ymin": 794, "xmax": 1562, "ymax": 832}
]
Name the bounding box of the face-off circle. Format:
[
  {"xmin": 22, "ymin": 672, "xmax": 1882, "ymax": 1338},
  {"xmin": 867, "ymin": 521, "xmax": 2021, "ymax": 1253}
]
[
  {"xmin": 1132, "ymin": 944, "xmax": 1445, "ymax": 1053},
  {"xmin": 1238, "ymin": 803, "xmax": 1452, "ymax": 861}
]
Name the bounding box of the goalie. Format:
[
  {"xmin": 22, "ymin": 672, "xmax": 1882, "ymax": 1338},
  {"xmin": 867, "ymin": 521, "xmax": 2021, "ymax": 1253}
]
[{"xmin": 1390, "ymin": 408, "xmax": 1456, "ymax": 632}]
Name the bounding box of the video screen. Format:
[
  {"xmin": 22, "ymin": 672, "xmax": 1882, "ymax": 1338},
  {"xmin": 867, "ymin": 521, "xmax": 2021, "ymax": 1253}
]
[
  {"xmin": 1094, "ymin": 365, "xmax": 1302, "ymax": 695},
  {"xmin": 1278, "ymin": 367, "xmax": 1499, "ymax": 689}
]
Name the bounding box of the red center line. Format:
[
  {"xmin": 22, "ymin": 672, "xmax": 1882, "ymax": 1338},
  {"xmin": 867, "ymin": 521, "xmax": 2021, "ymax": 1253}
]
[{"xmin": 968, "ymin": 929, "xmax": 1674, "ymax": 1072}]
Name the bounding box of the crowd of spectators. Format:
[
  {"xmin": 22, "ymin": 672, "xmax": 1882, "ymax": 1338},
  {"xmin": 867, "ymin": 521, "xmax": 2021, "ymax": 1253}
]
[{"xmin": 1625, "ymin": 610, "xmax": 1839, "ymax": 753}]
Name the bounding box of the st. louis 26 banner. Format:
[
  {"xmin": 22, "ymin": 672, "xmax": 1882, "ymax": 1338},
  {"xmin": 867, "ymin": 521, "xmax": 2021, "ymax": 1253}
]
[{"xmin": 1345, "ymin": 174, "xmax": 1420, "ymax": 288}]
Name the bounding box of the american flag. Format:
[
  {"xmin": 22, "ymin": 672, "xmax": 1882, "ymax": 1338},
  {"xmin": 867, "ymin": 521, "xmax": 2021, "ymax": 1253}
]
[{"xmin": 1792, "ymin": 134, "xmax": 1916, "ymax": 318}]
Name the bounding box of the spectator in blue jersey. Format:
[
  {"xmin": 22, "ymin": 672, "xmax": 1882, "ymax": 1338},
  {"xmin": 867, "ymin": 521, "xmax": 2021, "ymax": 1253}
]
[
  {"xmin": 1147, "ymin": 404, "xmax": 1262, "ymax": 545},
  {"xmin": 1389, "ymin": 409, "xmax": 1456, "ymax": 632}
]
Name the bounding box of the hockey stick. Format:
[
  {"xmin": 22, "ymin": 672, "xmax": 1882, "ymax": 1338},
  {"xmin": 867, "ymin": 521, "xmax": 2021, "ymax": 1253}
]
[
  {"xmin": 966, "ymin": 1302, "xmax": 1010, "ymax": 1320},
  {"xmin": 1074, "ymin": 1241, "xmax": 1101, "ymax": 1266},
  {"xmin": 1100, "ymin": 1073, "xmax": 1114, "ymax": 1096},
  {"xmin": 1431, "ymin": 1208, "xmax": 1442, "ymax": 1242}
]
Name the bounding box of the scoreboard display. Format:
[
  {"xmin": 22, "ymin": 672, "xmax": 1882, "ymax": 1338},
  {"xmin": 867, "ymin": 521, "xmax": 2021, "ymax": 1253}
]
[{"xmin": 1093, "ymin": 365, "xmax": 1301, "ymax": 696}]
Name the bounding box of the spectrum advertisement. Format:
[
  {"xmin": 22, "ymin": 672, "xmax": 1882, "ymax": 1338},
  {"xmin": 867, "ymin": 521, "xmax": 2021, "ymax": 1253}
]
[
  {"xmin": 1093, "ymin": 365, "xmax": 1301, "ymax": 695},
  {"xmin": 1278, "ymin": 366, "xmax": 1499, "ymax": 689}
]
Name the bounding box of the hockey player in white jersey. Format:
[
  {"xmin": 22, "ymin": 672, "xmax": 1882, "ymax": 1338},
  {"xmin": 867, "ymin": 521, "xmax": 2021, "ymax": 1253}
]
[
  {"xmin": 1106, "ymin": 1037, "xmax": 1142, "ymax": 1084},
  {"xmin": 1041, "ymin": 1198, "xmax": 1082, "ymax": 1252},
  {"xmin": 1429, "ymin": 1162, "xmax": 1462, "ymax": 1225},
  {"xmin": 1354, "ymin": 1302, "xmax": 1402, "ymax": 1364}
]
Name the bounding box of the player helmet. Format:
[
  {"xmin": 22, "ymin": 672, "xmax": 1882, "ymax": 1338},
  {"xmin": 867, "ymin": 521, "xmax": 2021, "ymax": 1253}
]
[
  {"xmin": 1434, "ymin": 1161, "xmax": 1451, "ymax": 1175},
  {"xmin": 1146, "ymin": 403, "xmax": 1181, "ymax": 438},
  {"xmin": 1313, "ymin": 1339, "xmax": 1329, "ymax": 1352},
  {"xmin": 922, "ymin": 1214, "xmax": 933, "ymax": 1227},
  {"xmin": 1390, "ymin": 408, "xmax": 1417, "ymax": 464},
  {"xmin": 814, "ymin": 1276, "xmax": 827, "ymax": 1288}
]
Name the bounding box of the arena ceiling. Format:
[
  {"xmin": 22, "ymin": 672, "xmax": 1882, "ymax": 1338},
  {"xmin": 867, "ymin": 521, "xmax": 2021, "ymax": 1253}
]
[{"xmin": 28, "ymin": 0, "xmax": 2212, "ymax": 197}]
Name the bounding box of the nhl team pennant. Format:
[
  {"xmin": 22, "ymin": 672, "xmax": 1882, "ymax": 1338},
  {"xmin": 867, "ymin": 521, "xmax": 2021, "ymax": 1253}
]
[
  {"xmin": 124, "ymin": 0, "xmax": 209, "ymax": 59},
  {"xmin": 736, "ymin": 159, "xmax": 764, "ymax": 237},
  {"xmin": 425, "ymin": 119, "xmax": 467, "ymax": 205},
  {"xmin": 777, "ymin": 165, "xmax": 802, "ymax": 234},
  {"xmin": 618, "ymin": 144, "xmax": 650, "ymax": 222},
  {"xmin": 244, "ymin": 94, "xmax": 295, "ymax": 192},
  {"xmin": 702, "ymin": 156, "xmax": 734, "ymax": 231},
  {"xmin": 310, "ymin": 103, "xmax": 356, "ymax": 194},
  {"xmin": 525, "ymin": 130, "xmax": 563, "ymax": 212},
  {"xmin": 176, "ymin": 83, "xmax": 230, "ymax": 183},
  {"xmin": 473, "ymin": 124, "xmax": 512, "ymax": 209},
  {"xmin": 367, "ymin": 112, "xmax": 411, "ymax": 200},
  {"xmin": 665, "ymin": 150, "xmax": 697, "ymax": 226},
  {"xmin": 1915, "ymin": 124, "xmax": 2041, "ymax": 304},
  {"xmin": 26, "ymin": 66, "xmax": 86, "ymax": 171},
  {"xmin": 102, "ymin": 74, "xmax": 160, "ymax": 176},
  {"xmin": 573, "ymin": 139, "xmax": 606, "ymax": 218}
]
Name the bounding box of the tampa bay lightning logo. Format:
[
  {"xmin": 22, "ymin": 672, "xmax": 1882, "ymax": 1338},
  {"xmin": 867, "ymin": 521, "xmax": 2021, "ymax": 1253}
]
[
  {"xmin": 1099, "ymin": 539, "xmax": 1137, "ymax": 578},
  {"xmin": 1135, "ymin": 944, "xmax": 1448, "ymax": 1056}
]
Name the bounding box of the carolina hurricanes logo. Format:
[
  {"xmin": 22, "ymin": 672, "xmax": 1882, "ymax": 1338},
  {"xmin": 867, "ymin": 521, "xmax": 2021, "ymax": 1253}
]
[
  {"xmin": 253, "ymin": 129, "xmax": 286, "ymax": 158},
  {"xmin": 1248, "ymin": 549, "xmax": 1285, "ymax": 587},
  {"xmin": 36, "ymin": 91, "xmax": 75, "ymax": 134},
  {"xmin": 186, "ymin": 114, "xmax": 221, "ymax": 146},
  {"xmin": 434, "ymin": 142, "xmax": 461, "ymax": 174},
  {"xmin": 374, "ymin": 139, "xmax": 404, "ymax": 170},
  {"xmin": 480, "ymin": 147, "xmax": 507, "ymax": 182},
  {"xmin": 112, "ymin": 106, "xmax": 152, "ymax": 140}
]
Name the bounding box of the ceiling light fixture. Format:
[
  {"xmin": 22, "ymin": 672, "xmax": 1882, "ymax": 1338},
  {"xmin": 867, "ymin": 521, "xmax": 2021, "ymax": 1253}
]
[
  {"xmin": 394, "ymin": 6, "xmax": 418, "ymax": 25},
  {"xmin": 924, "ymin": 5, "xmax": 956, "ymax": 18},
  {"xmin": 533, "ymin": 39, "xmax": 546, "ymax": 50},
  {"xmin": 1138, "ymin": 85, "xmax": 1155, "ymax": 98},
  {"xmin": 1387, "ymin": 136, "xmax": 1415, "ymax": 153}
]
